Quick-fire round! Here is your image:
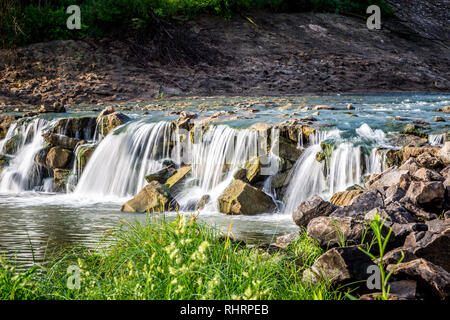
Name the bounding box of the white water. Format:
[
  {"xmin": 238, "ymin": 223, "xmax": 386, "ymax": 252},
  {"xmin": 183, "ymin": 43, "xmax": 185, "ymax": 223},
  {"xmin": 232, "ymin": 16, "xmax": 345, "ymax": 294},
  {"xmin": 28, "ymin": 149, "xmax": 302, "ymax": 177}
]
[
  {"xmin": 0, "ymin": 118, "xmax": 49, "ymax": 192},
  {"xmin": 429, "ymin": 133, "xmax": 445, "ymax": 146},
  {"xmin": 74, "ymin": 121, "xmax": 172, "ymax": 198}
]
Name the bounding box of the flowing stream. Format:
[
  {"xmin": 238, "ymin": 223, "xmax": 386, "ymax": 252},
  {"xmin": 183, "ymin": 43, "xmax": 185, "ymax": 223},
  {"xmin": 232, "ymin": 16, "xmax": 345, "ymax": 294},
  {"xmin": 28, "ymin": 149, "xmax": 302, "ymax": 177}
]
[{"xmin": 0, "ymin": 93, "xmax": 448, "ymax": 266}]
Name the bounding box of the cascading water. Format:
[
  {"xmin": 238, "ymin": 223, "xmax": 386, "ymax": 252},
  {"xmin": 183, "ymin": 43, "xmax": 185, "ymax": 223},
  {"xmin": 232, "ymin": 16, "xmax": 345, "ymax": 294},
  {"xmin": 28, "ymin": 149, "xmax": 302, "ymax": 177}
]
[
  {"xmin": 74, "ymin": 121, "xmax": 173, "ymax": 198},
  {"xmin": 0, "ymin": 118, "xmax": 49, "ymax": 192},
  {"xmin": 283, "ymin": 124, "xmax": 385, "ymax": 214},
  {"xmin": 429, "ymin": 133, "xmax": 445, "ymax": 146}
]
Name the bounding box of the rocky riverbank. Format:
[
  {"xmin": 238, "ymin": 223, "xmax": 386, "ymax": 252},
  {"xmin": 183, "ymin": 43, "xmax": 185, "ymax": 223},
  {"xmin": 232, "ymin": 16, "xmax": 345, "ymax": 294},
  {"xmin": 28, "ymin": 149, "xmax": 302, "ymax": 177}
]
[
  {"xmin": 1, "ymin": 5, "xmax": 450, "ymax": 107},
  {"xmin": 271, "ymin": 142, "xmax": 450, "ymax": 300}
]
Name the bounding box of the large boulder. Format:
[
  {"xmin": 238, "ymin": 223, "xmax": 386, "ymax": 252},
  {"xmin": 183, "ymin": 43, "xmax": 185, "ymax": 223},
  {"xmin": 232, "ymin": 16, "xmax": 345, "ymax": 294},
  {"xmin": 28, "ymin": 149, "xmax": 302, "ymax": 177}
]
[
  {"xmin": 217, "ymin": 179, "xmax": 276, "ymax": 215},
  {"xmin": 404, "ymin": 181, "xmax": 445, "ymax": 212},
  {"xmin": 292, "ymin": 195, "xmax": 337, "ymax": 227},
  {"xmin": 306, "ymin": 216, "xmax": 366, "ymax": 247},
  {"xmin": 278, "ymin": 136, "xmax": 302, "ymax": 162},
  {"xmin": 121, "ymin": 181, "xmax": 176, "ymax": 213},
  {"xmin": 329, "ymin": 190, "xmax": 364, "ymax": 206},
  {"xmin": 302, "ymin": 246, "xmax": 373, "ymax": 286},
  {"xmin": 45, "ymin": 146, "xmax": 72, "ymax": 169},
  {"xmin": 412, "ymin": 167, "xmax": 444, "ymax": 182},
  {"xmin": 416, "ymin": 152, "xmax": 443, "ymax": 170},
  {"xmin": 43, "ymin": 133, "xmax": 79, "ymax": 150},
  {"xmin": 388, "ymin": 259, "xmax": 450, "ymax": 299}
]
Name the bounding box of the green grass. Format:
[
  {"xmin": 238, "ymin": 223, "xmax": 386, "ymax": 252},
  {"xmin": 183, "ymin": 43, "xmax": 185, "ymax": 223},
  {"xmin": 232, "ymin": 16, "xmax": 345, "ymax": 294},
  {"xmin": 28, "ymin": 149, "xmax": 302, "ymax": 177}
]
[
  {"xmin": 0, "ymin": 214, "xmax": 344, "ymax": 300},
  {"xmin": 2, "ymin": 0, "xmax": 394, "ymax": 47}
]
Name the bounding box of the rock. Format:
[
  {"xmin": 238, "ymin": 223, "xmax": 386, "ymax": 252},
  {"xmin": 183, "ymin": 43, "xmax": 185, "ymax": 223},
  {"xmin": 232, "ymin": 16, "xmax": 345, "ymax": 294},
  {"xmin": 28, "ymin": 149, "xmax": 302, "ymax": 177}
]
[
  {"xmin": 416, "ymin": 152, "xmax": 443, "ymax": 170},
  {"xmin": 165, "ymin": 165, "xmax": 191, "ymax": 190},
  {"xmin": 275, "ymin": 231, "xmax": 300, "ymax": 248},
  {"xmin": 389, "ymin": 134, "xmax": 427, "ymax": 148},
  {"xmin": 195, "ymin": 195, "xmax": 210, "ymax": 211},
  {"xmin": 97, "ymin": 112, "xmax": 131, "ymax": 136},
  {"xmin": 404, "ymin": 181, "xmax": 445, "ymax": 212},
  {"xmin": 331, "ymin": 190, "xmax": 384, "ymax": 219},
  {"xmin": 3, "ymin": 134, "xmax": 22, "ymax": 154},
  {"xmin": 402, "ymin": 146, "xmax": 440, "ymax": 160},
  {"xmin": 50, "ymin": 117, "xmax": 97, "ymax": 140},
  {"xmin": 412, "ymin": 167, "xmax": 444, "ymax": 181},
  {"xmin": 434, "ymin": 116, "xmax": 445, "ymax": 122},
  {"xmin": 383, "ymin": 247, "xmax": 418, "ymax": 265},
  {"xmin": 365, "ymin": 168, "xmax": 410, "ymax": 190},
  {"xmin": 75, "ymin": 145, "xmax": 96, "ymax": 174},
  {"xmin": 43, "ymin": 133, "xmax": 79, "ymax": 150},
  {"xmin": 329, "ymin": 190, "xmax": 364, "ymax": 206},
  {"xmin": 404, "ymin": 228, "xmax": 450, "ymax": 272},
  {"xmin": 145, "ymin": 166, "xmax": 176, "ymax": 184},
  {"xmin": 278, "ymin": 136, "xmax": 302, "ymax": 162},
  {"xmin": 96, "ymin": 106, "xmax": 115, "ymax": 122},
  {"xmin": 388, "ymin": 259, "xmax": 450, "ymax": 298},
  {"xmin": 306, "ymin": 216, "xmax": 366, "ymax": 247},
  {"xmin": 217, "ymin": 179, "xmax": 276, "ymax": 215},
  {"xmin": 45, "ymin": 146, "xmax": 72, "ymax": 169},
  {"xmin": 38, "ymin": 103, "xmax": 66, "ymax": 113},
  {"xmin": 441, "ymin": 106, "xmax": 450, "ymax": 113},
  {"xmin": 53, "ymin": 168, "xmax": 71, "ymax": 193},
  {"xmin": 292, "ymin": 195, "xmax": 337, "ymax": 227},
  {"xmin": 346, "ymin": 104, "xmax": 354, "ymax": 110},
  {"xmin": 121, "ymin": 181, "xmax": 176, "ymax": 213},
  {"xmin": 403, "ymin": 202, "xmax": 439, "ymax": 221},
  {"xmin": 302, "ymin": 246, "xmax": 373, "ymax": 286},
  {"xmin": 384, "ymin": 185, "xmax": 406, "ymax": 205},
  {"xmin": 244, "ymin": 157, "xmax": 264, "ymax": 184},
  {"xmin": 438, "ymin": 142, "xmax": 450, "ymax": 165},
  {"xmin": 399, "ymin": 158, "xmax": 421, "ymax": 175},
  {"xmin": 402, "ymin": 124, "xmax": 427, "ymax": 138},
  {"xmin": 34, "ymin": 147, "xmax": 50, "ymax": 167},
  {"xmin": 0, "ymin": 115, "xmax": 17, "ymax": 139}
]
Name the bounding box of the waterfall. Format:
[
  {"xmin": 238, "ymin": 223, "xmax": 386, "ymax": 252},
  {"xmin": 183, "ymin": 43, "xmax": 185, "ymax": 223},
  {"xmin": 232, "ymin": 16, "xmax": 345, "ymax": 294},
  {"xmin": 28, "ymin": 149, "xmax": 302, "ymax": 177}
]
[
  {"xmin": 283, "ymin": 124, "xmax": 384, "ymax": 214},
  {"xmin": 174, "ymin": 125, "xmax": 270, "ymax": 210},
  {"xmin": 429, "ymin": 133, "xmax": 445, "ymax": 146},
  {"xmin": 0, "ymin": 118, "xmax": 48, "ymax": 192},
  {"xmin": 74, "ymin": 121, "xmax": 173, "ymax": 198}
]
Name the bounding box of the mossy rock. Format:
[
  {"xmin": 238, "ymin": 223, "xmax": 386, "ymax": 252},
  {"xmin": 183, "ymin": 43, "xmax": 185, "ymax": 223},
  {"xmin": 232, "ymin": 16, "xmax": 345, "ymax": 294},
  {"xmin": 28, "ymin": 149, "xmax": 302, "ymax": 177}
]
[
  {"xmin": 53, "ymin": 168, "xmax": 72, "ymax": 193},
  {"xmin": 3, "ymin": 134, "xmax": 23, "ymax": 155},
  {"xmin": 402, "ymin": 124, "xmax": 428, "ymax": 138}
]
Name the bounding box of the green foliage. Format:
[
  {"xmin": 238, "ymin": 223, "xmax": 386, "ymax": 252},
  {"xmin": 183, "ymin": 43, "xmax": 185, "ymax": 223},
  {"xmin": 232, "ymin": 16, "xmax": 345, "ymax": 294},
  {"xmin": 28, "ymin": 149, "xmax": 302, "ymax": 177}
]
[
  {"xmin": 0, "ymin": 215, "xmax": 342, "ymax": 300},
  {"xmin": 2, "ymin": 0, "xmax": 393, "ymax": 47}
]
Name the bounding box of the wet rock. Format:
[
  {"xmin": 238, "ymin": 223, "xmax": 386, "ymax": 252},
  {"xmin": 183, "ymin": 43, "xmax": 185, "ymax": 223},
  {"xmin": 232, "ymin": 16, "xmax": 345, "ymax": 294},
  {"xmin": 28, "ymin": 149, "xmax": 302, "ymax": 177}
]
[
  {"xmin": 389, "ymin": 134, "xmax": 427, "ymax": 148},
  {"xmin": 292, "ymin": 195, "xmax": 337, "ymax": 227},
  {"xmin": 402, "ymin": 124, "xmax": 427, "ymax": 138},
  {"xmin": 165, "ymin": 165, "xmax": 191, "ymax": 190},
  {"xmin": 75, "ymin": 145, "xmax": 96, "ymax": 174},
  {"xmin": 244, "ymin": 157, "xmax": 264, "ymax": 184},
  {"xmin": 97, "ymin": 112, "xmax": 131, "ymax": 136},
  {"xmin": 195, "ymin": 195, "xmax": 210, "ymax": 211},
  {"xmin": 96, "ymin": 106, "xmax": 115, "ymax": 122},
  {"xmin": 45, "ymin": 146, "xmax": 72, "ymax": 169},
  {"xmin": 43, "ymin": 133, "xmax": 79, "ymax": 150},
  {"xmin": 51, "ymin": 117, "xmax": 97, "ymax": 140},
  {"xmin": 388, "ymin": 259, "xmax": 450, "ymax": 299},
  {"xmin": 306, "ymin": 216, "xmax": 366, "ymax": 247},
  {"xmin": 329, "ymin": 190, "xmax": 364, "ymax": 207},
  {"xmin": 121, "ymin": 181, "xmax": 176, "ymax": 213},
  {"xmin": 404, "ymin": 181, "xmax": 445, "ymax": 212},
  {"xmin": 145, "ymin": 166, "xmax": 176, "ymax": 184},
  {"xmin": 53, "ymin": 168, "xmax": 71, "ymax": 193},
  {"xmin": 3, "ymin": 134, "xmax": 22, "ymax": 154},
  {"xmin": 34, "ymin": 147, "xmax": 50, "ymax": 167},
  {"xmin": 0, "ymin": 115, "xmax": 18, "ymax": 139},
  {"xmin": 217, "ymin": 179, "xmax": 276, "ymax": 215},
  {"xmin": 278, "ymin": 136, "xmax": 302, "ymax": 162},
  {"xmin": 302, "ymin": 245, "xmax": 373, "ymax": 286}
]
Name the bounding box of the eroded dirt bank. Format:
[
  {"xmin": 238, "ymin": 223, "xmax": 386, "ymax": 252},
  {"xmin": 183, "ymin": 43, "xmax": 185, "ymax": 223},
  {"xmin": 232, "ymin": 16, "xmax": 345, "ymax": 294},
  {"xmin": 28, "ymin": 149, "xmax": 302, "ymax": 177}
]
[{"xmin": 0, "ymin": 8, "xmax": 449, "ymax": 107}]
